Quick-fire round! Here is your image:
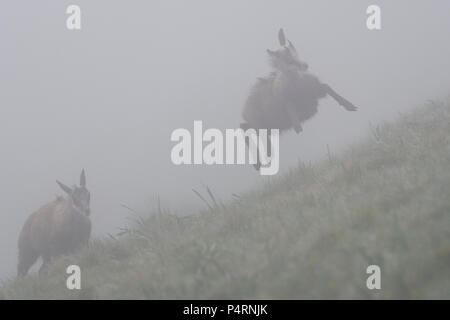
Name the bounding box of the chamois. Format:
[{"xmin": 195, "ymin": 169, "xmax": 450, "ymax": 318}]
[
  {"xmin": 241, "ymin": 29, "xmax": 357, "ymax": 169},
  {"xmin": 17, "ymin": 170, "xmax": 91, "ymax": 277}
]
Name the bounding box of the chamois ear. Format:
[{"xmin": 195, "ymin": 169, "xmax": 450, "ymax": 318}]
[
  {"xmin": 80, "ymin": 169, "xmax": 86, "ymax": 187},
  {"xmin": 56, "ymin": 180, "xmax": 72, "ymax": 194},
  {"xmin": 278, "ymin": 28, "xmax": 286, "ymax": 46}
]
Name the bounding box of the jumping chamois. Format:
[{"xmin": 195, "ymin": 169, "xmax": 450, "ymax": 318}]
[
  {"xmin": 17, "ymin": 170, "xmax": 91, "ymax": 277},
  {"xmin": 241, "ymin": 29, "xmax": 357, "ymax": 170}
]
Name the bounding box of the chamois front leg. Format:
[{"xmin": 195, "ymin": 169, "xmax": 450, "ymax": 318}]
[
  {"xmin": 322, "ymin": 83, "xmax": 358, "ymax": 111},
  {"xmin": 285, "ymin": 103, "xmax": 303, "ymax": 134},
  {"xmin": 39, "ymin": 255, "xmax": 51, "ymax": 276},
  {"xmin": 240, "ymin": 122, "xmax": 261, "ymax": 171}
]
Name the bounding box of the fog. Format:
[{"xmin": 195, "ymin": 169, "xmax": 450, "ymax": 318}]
[{"xmin": 1, "ymin": 0, "xmax": 449, "ymax": 278}]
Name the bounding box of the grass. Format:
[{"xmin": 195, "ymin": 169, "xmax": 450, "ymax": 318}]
[{"xmin": 1, "ymin": 99, "xmax": 450, "ymax": 299}]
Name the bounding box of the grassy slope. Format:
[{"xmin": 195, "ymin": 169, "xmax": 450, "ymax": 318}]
[{"xmin": 2, "ymin": 100, "xmax": 450, "ymax": 299}]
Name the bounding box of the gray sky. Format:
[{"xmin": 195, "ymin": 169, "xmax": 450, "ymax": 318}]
[{"xmin": 1, "ymin": 0, "xmax": 449, "ymax": 278}]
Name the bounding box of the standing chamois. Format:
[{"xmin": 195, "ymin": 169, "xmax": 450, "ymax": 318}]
[
  {"xmin": 17, "ymin": 170, "xmax": 91, "ymax": 277},
  {"xmin": 241, "ymin": 29, "xmax": 357, "ymax": 170}
]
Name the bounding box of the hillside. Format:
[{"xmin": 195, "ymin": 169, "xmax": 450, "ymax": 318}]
[{"xmin": 1, "ymin": 99, "xmax": 450, "ymax": 299}]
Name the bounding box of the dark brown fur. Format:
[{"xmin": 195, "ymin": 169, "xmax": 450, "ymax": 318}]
[{"xmin": 17, "ymin": 170, "xmax": 91, "ymax": 276}]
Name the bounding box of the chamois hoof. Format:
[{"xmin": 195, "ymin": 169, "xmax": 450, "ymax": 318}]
[{"xmin": 294, "ymin": 124, "xmax": 303, "ymax": 134}]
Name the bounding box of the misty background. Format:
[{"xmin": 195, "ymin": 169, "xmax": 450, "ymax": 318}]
[{"xmin": 0, "ymin": 0, "xmax": 449, "ymax": 278}]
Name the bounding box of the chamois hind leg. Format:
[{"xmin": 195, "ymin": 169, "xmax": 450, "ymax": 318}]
[
  {"xmin": 17, "ymin": 247, "xmax": 39, "ymax": 277},
  {"xmin": 254, "ymin": 128, "xmax": 274, "ymax": 171},
  {"xmin": 240, "ymin": 122, "xmax": 261, "ymax": 171}
]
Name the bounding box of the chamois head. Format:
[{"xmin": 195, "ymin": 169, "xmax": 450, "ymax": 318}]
[
  {"xmin": 56, "ymin": 169, "xmax": 91, "ymax": 216},
  {"xmin": 267, "ymin": 29, "xmax": 309, "ymax": 73}
]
